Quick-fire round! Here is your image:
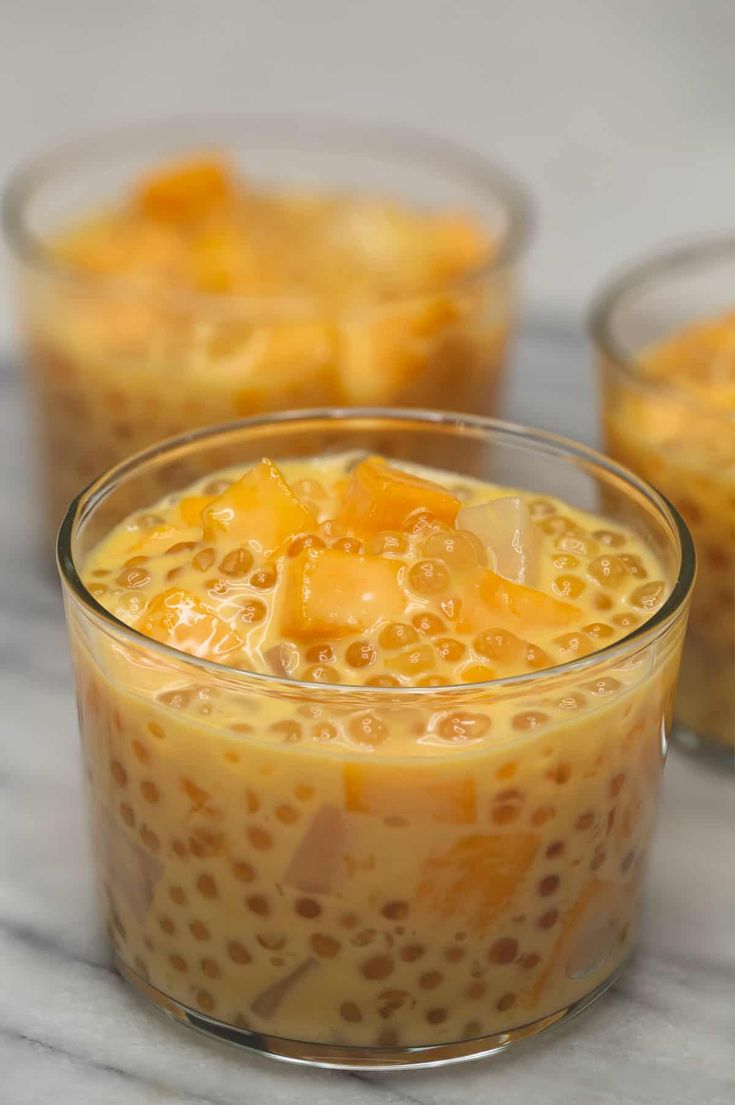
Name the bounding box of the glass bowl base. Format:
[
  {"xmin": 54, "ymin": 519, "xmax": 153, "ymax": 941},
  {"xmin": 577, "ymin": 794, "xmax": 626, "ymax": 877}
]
[{"xmin": 116, "ymin": 954, "xmax": 624, "ymax": 1071}]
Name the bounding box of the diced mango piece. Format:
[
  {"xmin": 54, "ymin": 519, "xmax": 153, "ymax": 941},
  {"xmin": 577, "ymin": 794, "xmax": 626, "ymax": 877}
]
[
  {"xmin": 178, "ymin": 495, "xmax": 215, "ymax": 527},
  {"xmin": 201, "ymin": 459, "xmax": 316, "ymax": 553},
  {"xmin": 337, "ymin": 456, "xmax": 460, "ymax": 535},
  {"xmin": 416, "ymin": 832, "xmax": 539, "ymax": 933},
  {"xmin": 283, "ymin": 548, "xmax": 405, "ymax": 640},
  {"xmin": 134, "ymin": 156, "xmax": 234, "ymax": 223},
  {"xmin": 137, "ymin": 588, "xmax": 242, "ymax": 658},
  {"xmin": 473, "ymin": 568, "xmax": 580, "ymax": 633},
  {"xmin": 344, "ymin": 762, "xmax": 476, "ymax": 825},
  {"xmin": 458, "ymin": 496, "xmax": 539, "ymax": 585}
]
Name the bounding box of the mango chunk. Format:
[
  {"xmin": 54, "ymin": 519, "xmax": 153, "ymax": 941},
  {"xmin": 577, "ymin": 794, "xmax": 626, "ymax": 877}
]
[
  {"xmin": 474, "ymin": 568, "xmax": 580, "ymax": 633},
  {"xmin": 137, "ymin": 588, "xmax": 242, "ymax": 658},
  {"xmin": 416, "ymin": 832, "xmax": 539, "ymax": 933},
  {"xmin": 178, "ymin": 495, "xmax": 215, "ymax": 527},
  {"xmin": 337, "ymin": 456, "xmax": 460, "ymax": 535},
  {"xmin": 134, "ymin": 156, "xmax": 234, "ymax": 223},
  {"xmin": 344, "ymin": 762, "xmax": 476, "ymax": 825},
  {"xmin": 283, "ymin": 548, "xmax": 404, "ymax": 640},
  {"xmin": 201, "ymin": 459, "xmax": 316, "ymax": 553}
]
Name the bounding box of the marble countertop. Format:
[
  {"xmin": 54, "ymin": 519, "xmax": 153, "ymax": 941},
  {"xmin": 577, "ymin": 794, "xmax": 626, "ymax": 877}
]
[{"xmin": 0, "ymin": 322, "xmax": 733, "ymax": 1105}]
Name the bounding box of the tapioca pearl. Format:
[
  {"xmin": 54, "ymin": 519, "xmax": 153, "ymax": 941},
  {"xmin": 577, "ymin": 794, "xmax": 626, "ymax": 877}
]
[
  {"xmin": 387, "ymin": 643, "xmax": 435, "ymax": 676},
  {"xmin": 630, "ymin": 581, "xmax": 666, "ymax": 610},
  {"xmin": 464, "ymin": 1019, "xmax": 483, "ymax": 1037},
  {"xmin": 435, "ymin": 637, "xmax": 466, "ymax": 662},
  {"xmin": 400, "ymin": 943, "xmax": 425, "ymax": 962},
  {"xmin": 228, "ymin": 941, "xmax": 252, "ymax": 965},
  {"xmin": 120, "ymin": 803, "xmax": 135, "ymax": 828},
  {"xmin": 169, "ymin": 954, "xmax": 188, "ymax": 972},
  {"xmin": 538, "ymin": 909, "xmax": 559, "ymax": 929},
  {"xmin": 576, "ymin": 811, "xmax": 595, "ymax": 831},
  {"xmin": 345, "ymin": 640, "xmax": 377, "ymax": 668},
  {"xmin": 172, "ymin": 839, "xmax": 188, "ymax": 858},
  {"xmin": 201, "ymin": 958, "xmax": 221, "ymax": 979},
  {"xmin": 619, "ymin": 554, "xmax": 648, "ymax": 579},
  {"xmin": 159, "ymin": 915, "xmax": 175, "ymax": 935},
  {"xmin": 89, "ymin": 582, "xmax": 107, "ymax": 597},
  {"xmin": 287, "ymin": 533, "xmax": 325, "ymax": 557},
  {"xmin": 541, "ymin": 515, "xmax": 577, "ymax": 537},
  {"xmin": 584, "ymin": 622, "xmax": 615, "ymax": 642},
  {"xmin": 538, "ymin": 875, "xmax": 560, "ymax": 897},
  {"xmin": 131, "ymin": 740, "xmax": 150, "ymax": 765},
  {"xmin": 247, "ymin": 826, "xmax": 272, "ymax": 851},
  {"xmin": 553, "ymin": 632, "xmax": 594, "ymax": 659},
  {"xmin": 488, "ymin": 937, "xmax": 518, "ymax": 964},
  {"xmin": 531, "ymin": 805, "xmax": 556, "ymax": 826},
  {"xmin": 496, "ymin": 992, "xmax": 516, "ymax": 1012},
  {"xmin": 460, "ymin": 662, "xmax": 496, "ymax": 683},
  {"xmin": 276, "ymin": 804, "xmax": 300, "ymax": 825},
  {"xmin": 426, "ymin": 1007, "xmax": 448, "ymax": 1025},
  {"xmin": 588, "ymin": 555, "xmax": 629, "ymax": 589},
  {"xmin": 418, "ymin": 674, "xmax": 451, "ymax": 686},
  {"xmin": 512, "ymin": 710, "xmax": 548, "ymax": 731},
  {"xmin": 557, "ymin": 532, "xmax": 600, "ymax": 559},
  {"xmin": 594, "ymin": 529, "xmax": 626, "ymax": 549},
  {"xmin": 294, "ymin": 783, "xmax": 314, "ymax": 802},
  {"xmin": 190, "ymin": 920, "xmax": 210, "ymax": 941},
  {"xmin": 593, "ymin": 592, "xmax": 614, "ymax": 612},
  {"xmin": 546, "ymin": 840, "xmax": 564, "ymax": 859},
  {"xmin": 521, "ymin": 953, "xmax": 540, "ymax": 970},
  {"xmin": 424, "ymin": 531, "xmax": 484, "ymax": 571},
  {"xmin": 244, "ymin": 789, "xmax": 260, "ymax": 814},
  {"xmin": 296, "ymin": 898, "xmax": 321, "ymax": 919},
  {"xmin": 418, "ymin": 970, "xmax": 443, "ymax": 990},
  {"xmin": 246, "ymin": 895, "xmax": 269, "ymax": 917},
  {"xmin": 257, "ymin": 933, "xmax": 287, "ymax": 951},
  {"xmin": 590, "ymin": 850, "xmax": 607, "ymax": 871},
  {"xmin": 362, "ymin": 955, "xmax": 395, "ymax": 980},
  {"xmin": 556, "ymin": 691, "xmax": 587, "ymax": 711},
  {"xmin": 189, "ymin": 546, "xmax": 216, "ymax": 573},
  {"xmin": 474, "ymin": 627, "xmax": 519, "ymax": 663},
  {"xmin": 546, "ymin": 762, "xmax": 572, "ymax": 784},
  {"xmin": 305, "ymin": 643, "xmax": 337, "ymax": 664},
  {"xmin": 311, "ymin": 934, "xmax": 341, "ymax": 958},
  {"xmin": 250, "ymin": 565, "xmax": 278, "ymax": 590},
  {"xmin": 444, "ymin": 945, "xmax": 465, "ymax": 963},
  {"xmin": 195, "ymin": 989, "xmax": 215, "ymax": 1013},
  {"xmin": 492, "ymin": 803, "xmax": 520, "ymax": 825},
  {"xmin": 165, "ymin": 566, "xmax": 185, "ymax": 582},
  {"xmin": 340, "ymin": 912, "xmax": 359, "ymax": 930},
  {"xmin": 366, "ymin": 674, "xmax": 401, "ymax": 687},
  {"xmin": 239, "ymin": 598, "xmax": 267, "ymax": 625},
  {"xmin": 412, "ymin": 611, "xmax": 446, "ymax": 636},
  {"xmin": 141, "ymin": 826, "xmax": 160, "ymax": 852},
  {"xmin": 269, "ymin": 719, "xmax": 304, "ymax": 742},
  {"xmin": 466, "ymin": 980, "xmax": 486, "ymax": 999},
  {"xmin": 553, "ymin": 554, "xmax": 580, "ymax": 571},
  {"xmin": 169, "ymin": 885, "xmax": 187, "ymax": 906},
  {"xmin": 379, "ymin": 622, "xmax": 418, "ymax": 651},
  {"xmin": 140, "ymin": 780, "xmax": 159, "ymax": 804},
  {"xmin": 110, "ymin": 760, "xmax": 127, "ymax": 787},
  {"xmin": 147, "ymin": 721, "xmax": 165, "ymax": 740},
  {"xmin": 340, "ymin": 1001, "xmax": 363, "ymax": 1023},
  {"xmin": 206, "ymin": 578, "xmax": 229, "ymax": 597},
  {"xmin": 612, "ymin": 612, "xmax": 640, "ymax": 631},
  {"xmin": 116, "ymin": 567, "xmax": 151, "ymax": 589},
  {"xmin": 587, "ymin": 677, "xmax": 621, "ymax": 697},
  {"xmin": 196, "ymin": 874, "xmax": 218, "ymax": 899},
  {"xmin": 312, "ymin": 721, "xmax": 338, "ymax": 741},
  {"xmin": 352, "ymin": 928, "xmax": 377, "ymax": 947},
  {"xmin": 382, "ymin": 901, "xmax": 409, "ymax": 921},
  {"xmin": 377, "ymin": 1026, "xmax": 400, "ymax": 1047},
  {"xmin": 437, "ymin": 712, "xmax": 491, "ymax": 741},
  {"xmin": 349, "ymin": 714, "xmax": 388, "ymax": 747},
  {"xmin": 303, "ymin": 663, "xmax": 342, "ymax": 684},
  {"xmin": 496, "ymin": 762, "xmax": 518, "ymax": 781},
  {"xmin": 156, "ymin": 688, "xmax": 193, "ymax": 710},
  {"xmin": 553, "ymin": 575, "xmax": 586, "ymax": 599},
  {"xmin": 333, "ymin": 536, "xmax": 363, "ymax": 555}
]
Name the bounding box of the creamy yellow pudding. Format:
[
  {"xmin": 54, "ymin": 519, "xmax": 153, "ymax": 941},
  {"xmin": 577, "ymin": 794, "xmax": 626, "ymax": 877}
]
[
  {"xmin": 67, "ymin": 450, "xmax": 684, "ymax": 1057},
  {"xmin": 603, "ymin": 310, "xmax": 735, "ymax": 752}
]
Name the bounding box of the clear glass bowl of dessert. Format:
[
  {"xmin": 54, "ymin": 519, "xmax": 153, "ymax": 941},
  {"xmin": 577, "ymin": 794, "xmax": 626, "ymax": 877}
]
[
  {"xmin": 57, "ymin": 409, "xmax": 693, "ymax": 1068},
  {"xmin": 592, "ymin": 236, "xmax": 735, "ymax": 763},
  {"xmin": 3, "ymin": 117, "xmax": 529, "ymax": 544}
]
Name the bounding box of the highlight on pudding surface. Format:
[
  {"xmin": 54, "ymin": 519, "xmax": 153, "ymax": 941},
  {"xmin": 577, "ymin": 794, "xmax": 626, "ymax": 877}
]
[
  {"xmin": 62, "ymin": 434, "xmax": 690, "ymax": 1064},
  {"xmin": 601, "ymin": 305, "xmax": 735, "ymax": 753},
  {"xmin": 8, "ymin": 131, "xmax": 524, "ymax": 539}
]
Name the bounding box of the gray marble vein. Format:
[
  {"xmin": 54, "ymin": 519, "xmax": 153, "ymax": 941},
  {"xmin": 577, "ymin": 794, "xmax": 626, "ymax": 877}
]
[{"xmin": 0, "ymin": 321, "xmax": 733, "ymax": 1105}]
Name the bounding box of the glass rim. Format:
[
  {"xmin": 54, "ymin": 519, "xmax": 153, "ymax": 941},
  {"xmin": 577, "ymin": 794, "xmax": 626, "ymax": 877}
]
[
  {"xmin": 589, "ymin": 231, "xmax": 735, "ymax": 422},
  {"xmin": 1, "ymin": 114, "xmax": 532, "ymax": 316},
  {"xmin": 57, "ymin": 407, "xmax": 696, "ymax": 700}
]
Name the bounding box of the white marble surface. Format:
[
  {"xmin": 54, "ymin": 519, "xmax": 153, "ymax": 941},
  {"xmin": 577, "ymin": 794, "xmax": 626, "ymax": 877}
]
[{"xmin": 0, "ymin": 321, "xmax": 733, "ymax": 1104}]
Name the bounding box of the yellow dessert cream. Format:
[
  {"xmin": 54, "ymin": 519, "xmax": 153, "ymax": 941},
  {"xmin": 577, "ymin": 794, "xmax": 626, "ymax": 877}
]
[{"xmin": 61, "ymin": 438, "xmax": 691, "ymax": 1066}]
